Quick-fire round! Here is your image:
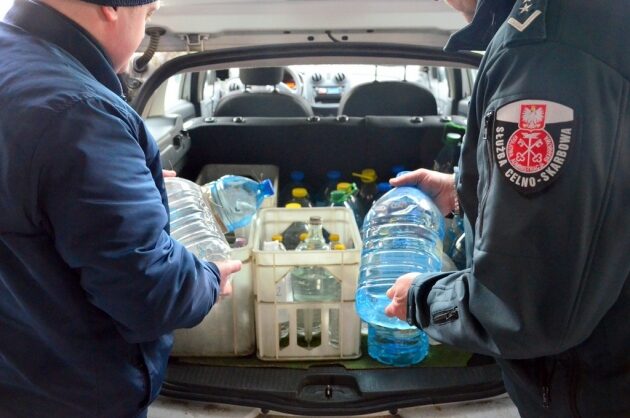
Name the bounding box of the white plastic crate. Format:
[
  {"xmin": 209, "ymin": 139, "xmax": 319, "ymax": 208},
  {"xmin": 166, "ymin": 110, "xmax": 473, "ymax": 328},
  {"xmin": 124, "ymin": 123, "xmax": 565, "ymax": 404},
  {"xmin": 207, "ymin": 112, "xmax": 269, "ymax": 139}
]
[
  {"xmin": 195, "ymin": 163, "xmax": 278, "ymax": 208},
  {"xmin": 252, "ymin": 207, "xmax": 362, "ymax": 361},
  {"xmin": 171, "ymin": 226, "xmax": 255, "ymax": 357}
]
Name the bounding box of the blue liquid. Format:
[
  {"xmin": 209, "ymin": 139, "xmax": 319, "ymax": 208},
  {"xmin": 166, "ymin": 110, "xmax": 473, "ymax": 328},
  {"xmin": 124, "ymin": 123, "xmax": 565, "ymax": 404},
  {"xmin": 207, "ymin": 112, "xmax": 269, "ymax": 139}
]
[{"xmin": 356, "ymin": 185, "xmax": 444, "ymax": 366}]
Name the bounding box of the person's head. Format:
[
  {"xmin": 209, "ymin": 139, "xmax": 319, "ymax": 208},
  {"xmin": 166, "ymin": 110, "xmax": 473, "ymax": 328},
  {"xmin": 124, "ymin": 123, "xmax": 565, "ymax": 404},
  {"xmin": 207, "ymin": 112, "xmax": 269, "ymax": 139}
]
[
  {"xmin": 40, "ymin": 0, "xmax": 160, "ymax": 73},
  {"xmin": 442, "ymin": 0, "xmax": 478, "ymax": 23}
]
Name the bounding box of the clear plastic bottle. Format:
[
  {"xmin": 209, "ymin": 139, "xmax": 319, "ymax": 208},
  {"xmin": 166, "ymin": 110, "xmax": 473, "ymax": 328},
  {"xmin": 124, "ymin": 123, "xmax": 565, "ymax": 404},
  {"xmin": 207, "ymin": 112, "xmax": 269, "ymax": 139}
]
[
  {"xmin": 292, "ymin": 216, "xmax": 340, "ymax": 347},
  {"xmin": 166, "ymin": 177, "xmax": 232, "ymax": 262},
  {"xmin": 335, "ymin": 182, "xmax": 364, "ymax": 228},
  {"xmin": 355, "ymin": 174, "xmax": 445, "ymax": 366},
  {"xmin": 201, "ymin": 174, "xmax": 274, "ymax": 233}
]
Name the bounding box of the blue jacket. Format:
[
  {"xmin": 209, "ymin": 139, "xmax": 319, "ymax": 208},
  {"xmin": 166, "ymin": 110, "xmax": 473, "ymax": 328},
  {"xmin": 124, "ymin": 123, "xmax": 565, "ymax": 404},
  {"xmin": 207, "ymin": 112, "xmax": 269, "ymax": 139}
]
[
  {"xmin": 0, "ymin": 1, "xmax": 221, "ymax": 417},
  {"xmin": 408, "ymin": 0, "xmax": 629, "ymax": 416}
]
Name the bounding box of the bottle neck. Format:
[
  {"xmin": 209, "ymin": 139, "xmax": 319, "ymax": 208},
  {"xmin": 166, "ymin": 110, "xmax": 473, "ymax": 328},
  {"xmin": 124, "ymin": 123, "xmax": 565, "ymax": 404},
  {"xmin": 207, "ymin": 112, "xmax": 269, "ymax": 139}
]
[{"xmin": 304, "ymin": 223, "xmax": 328, "ymax": 250}]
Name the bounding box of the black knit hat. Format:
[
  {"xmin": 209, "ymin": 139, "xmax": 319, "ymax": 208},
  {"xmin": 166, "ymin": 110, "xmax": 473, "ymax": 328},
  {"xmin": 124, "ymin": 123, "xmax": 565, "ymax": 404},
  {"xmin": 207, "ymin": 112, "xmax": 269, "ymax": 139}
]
[{"xmin": 81, "ymin": 0, "xmax": 157, "ymax": 6}]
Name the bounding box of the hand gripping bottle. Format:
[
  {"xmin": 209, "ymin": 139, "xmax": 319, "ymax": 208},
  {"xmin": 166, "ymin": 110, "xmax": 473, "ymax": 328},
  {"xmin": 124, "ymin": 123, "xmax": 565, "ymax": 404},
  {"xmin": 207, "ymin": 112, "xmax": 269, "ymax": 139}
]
[
  {"xmin": 166, "ymin": 177, "xmax": 232, "ymax": 262},
  {"xmin": 165, "ymin": 176, "xmax": 274, "ymax": 259},
  {"xmin": 355, "ymin": 173, "xmax": 444, "ymax": 366}
]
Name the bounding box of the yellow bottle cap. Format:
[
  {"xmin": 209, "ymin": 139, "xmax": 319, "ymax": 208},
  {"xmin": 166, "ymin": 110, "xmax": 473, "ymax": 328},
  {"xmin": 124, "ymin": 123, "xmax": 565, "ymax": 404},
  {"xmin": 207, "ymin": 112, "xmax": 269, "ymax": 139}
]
[
  {"xmin": 271, "ymin": 234, "xmax": 283, "ymax": 242},
  {"xmin": 285, "ymin": 202, "xmax": 302, "ymax": 209},
  {"xmin": 352, "ymin": 168, "xmax": 378, "ymax": 183},
  {"xmin": 292, "ymin": 187, "xmax": 308, "ymax": 198},
  {"xmin": 336, "ymin": 182, "xmax": 351, "ymax": 191},
  {"xmin": 333, "ymin": 243, "xmax": 346, "ymax": 250},
  {"xmin": 329, "ymin": 233, "xmax": 340, "ymax": 242},
  {"xmin": 299, "ymin": 232, "xmax": 308, "ymax": 241}
]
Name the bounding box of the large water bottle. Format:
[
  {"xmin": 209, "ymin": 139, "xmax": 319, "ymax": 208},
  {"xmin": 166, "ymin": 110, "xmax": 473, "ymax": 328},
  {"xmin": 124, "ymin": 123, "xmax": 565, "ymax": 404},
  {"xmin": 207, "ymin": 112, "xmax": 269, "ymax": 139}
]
[
  {"xmin": 166, "ymin": 177, "xmax": 232, "ymax": 262},
  {"xmin": 355, "ymin": 174, "xmax": 445, "ymax": 366},
  {"xmin": 202, "ymin": 175, "xmax": 274, "ymax": 233}
]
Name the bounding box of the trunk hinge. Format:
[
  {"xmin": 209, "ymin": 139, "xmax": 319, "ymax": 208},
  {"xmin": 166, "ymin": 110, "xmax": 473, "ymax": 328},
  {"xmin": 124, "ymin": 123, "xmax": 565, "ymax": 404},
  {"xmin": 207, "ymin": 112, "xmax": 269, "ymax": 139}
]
[{"xmin": 181, "ymin": 33, "xmax": 210, "ymax": 52}]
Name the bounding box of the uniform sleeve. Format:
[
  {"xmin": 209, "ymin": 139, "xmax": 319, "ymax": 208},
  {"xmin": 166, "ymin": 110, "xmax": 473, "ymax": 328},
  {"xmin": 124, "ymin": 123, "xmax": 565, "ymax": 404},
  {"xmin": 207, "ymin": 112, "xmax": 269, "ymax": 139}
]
[
  {"xmin": 407, "ymin": 43, "xmax": 628, "ymax": 359},
  {"xmin": 35, "ymin": 97, "xmax": 221, "ymax": 344}
]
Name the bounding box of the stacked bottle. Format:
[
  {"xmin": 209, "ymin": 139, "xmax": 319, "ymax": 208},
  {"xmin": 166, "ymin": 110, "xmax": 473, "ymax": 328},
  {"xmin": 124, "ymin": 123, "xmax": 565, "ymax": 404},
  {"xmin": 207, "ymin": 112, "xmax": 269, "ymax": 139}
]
[
  {"xmin": 291, "ymin": 216, "xmax": 341, "ymax": 348},
  {"xmin": 352, "ymin": 168, "xmax": 378, "ymax": 214},
  {"xmin": 355, "ymin": 173, "xmax": 444, "ymax": 366},
  {"xmin": 315, "ymin": 170, "xmax": 342, "ymax": 206},
  {"xmin": 335, "ymin": 182, "xmax": 363, "ymax": 228},
  {"xmin": 279, "ymin": 170, "xmax": 309, "ymax": 207}
]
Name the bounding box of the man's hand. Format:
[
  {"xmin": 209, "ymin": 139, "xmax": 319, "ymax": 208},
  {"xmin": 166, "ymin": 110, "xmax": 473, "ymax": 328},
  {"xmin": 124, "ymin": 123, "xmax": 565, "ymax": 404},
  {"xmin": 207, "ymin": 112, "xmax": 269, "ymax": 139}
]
[
  {"xmin": 213, "ymin": 259, "xmax": 242, "ymax": 297},
  {"xmin": 389, "ymin": 169, "xmax": 457, "ymax": 216},
  {"xmin": 384, "ymin": 273, "xmax": 418, "ymax": 322},
  {"xmin": 162, "ymin": 169, "xmax": 177, "ymax": 178}
]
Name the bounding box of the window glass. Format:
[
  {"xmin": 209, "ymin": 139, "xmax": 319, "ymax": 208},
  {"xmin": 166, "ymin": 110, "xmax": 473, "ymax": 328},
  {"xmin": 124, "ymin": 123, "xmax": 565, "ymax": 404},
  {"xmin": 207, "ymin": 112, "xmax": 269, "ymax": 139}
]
[{"xmin": 164, "ymin": 73, "xmax": 183, "ymax": 111}]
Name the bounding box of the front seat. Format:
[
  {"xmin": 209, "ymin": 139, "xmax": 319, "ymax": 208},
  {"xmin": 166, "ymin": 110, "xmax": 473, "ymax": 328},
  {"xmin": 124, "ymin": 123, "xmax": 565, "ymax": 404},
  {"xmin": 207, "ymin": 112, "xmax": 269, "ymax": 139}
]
[
  {"xmin": 338, "ymin": 81, "xmax": 438, "ymax": 116},
  {"xmin": 213, "ymin": 67, "xmax": 313, "ymax": 117}
]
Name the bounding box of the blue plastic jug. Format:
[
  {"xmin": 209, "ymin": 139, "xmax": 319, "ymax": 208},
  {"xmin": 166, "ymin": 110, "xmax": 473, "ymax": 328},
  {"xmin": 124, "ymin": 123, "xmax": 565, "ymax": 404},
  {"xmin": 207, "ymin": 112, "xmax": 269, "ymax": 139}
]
[{"xmin": 355, "ymin": 174, "xmax": 444, "ymax": 366}]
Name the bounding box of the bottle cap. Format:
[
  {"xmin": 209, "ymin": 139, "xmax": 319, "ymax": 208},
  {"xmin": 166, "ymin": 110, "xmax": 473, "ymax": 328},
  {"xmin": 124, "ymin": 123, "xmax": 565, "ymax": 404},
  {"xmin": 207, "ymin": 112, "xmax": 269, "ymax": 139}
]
[
  {"xmin": 299, "ymin": 232, "xmax": 308, "ymax": 241},
  {"xmin": 292, "ymin": 187, "xmax": 308, "ymax": 198},
  {"xmin": 308, "ymin": 216, "xmax": 322, "ymax": 225},
  {"xmin": 285, "ymin": 202, "xmax": 302, "ymax": 209},
  {"xmin": 271, "ymin": 234, "xmax": 283, "ymax": 242},
  {"xmin": 352, "ymin": 168, "xmax": 377, "ymax": 183},
  {"xmin": 333, "ymin": 243, "xmax": 346, "ymax": 250},
  {"xmin": 377, "ymin": 182, "xmax": 392, "ymax": 193},
  {"xmin": 445, "ymin": 132, "xmax": 462, "ymax": 145},
  {"xmin": 327, "ymin": 170, "xmax": 341, "ymax": 180},
  {"xmin": 290, "ymin": 170, "xmax": 305, "ymax": 181},
  {"xmin": 329, "ymin": 233, "xmax": 340, "ymax": 242},
  {"xmin": 330, "ymin": 190, "xmax": 347, "ymax": 204},
  {"xmin": 391, "ymin": 165, "xmax": 406, "ymax": 176},
  {"xmin": 259, "ymin": 178, "xmax": 275, "ymax": 198}
]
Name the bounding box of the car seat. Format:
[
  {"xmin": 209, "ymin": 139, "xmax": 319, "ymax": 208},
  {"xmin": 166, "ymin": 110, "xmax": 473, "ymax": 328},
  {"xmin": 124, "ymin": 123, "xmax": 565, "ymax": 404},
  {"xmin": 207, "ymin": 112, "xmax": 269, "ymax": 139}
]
[
  {"xmin": 213, "ymin": 67, "xmax": 313, "ymax": 117},
  {"xmin": 338, "ymin": 81, "xmax": 438, "ymax": 116}
]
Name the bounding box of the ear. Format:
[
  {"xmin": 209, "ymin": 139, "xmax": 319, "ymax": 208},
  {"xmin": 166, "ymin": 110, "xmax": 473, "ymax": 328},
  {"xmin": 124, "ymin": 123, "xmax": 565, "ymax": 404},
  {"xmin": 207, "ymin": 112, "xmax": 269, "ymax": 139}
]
[{"xmin": 99, "ymin": 6, "xmax": 119, "ymax": 23}]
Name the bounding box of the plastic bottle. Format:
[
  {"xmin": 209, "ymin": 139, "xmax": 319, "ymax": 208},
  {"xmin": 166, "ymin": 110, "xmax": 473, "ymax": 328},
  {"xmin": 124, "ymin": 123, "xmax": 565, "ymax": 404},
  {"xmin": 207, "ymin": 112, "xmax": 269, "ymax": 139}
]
[
  {"xmin": 279, "ymin": 170, "xmax": 309, "ymax": 207},
  {"xmin": 287, "ymin": 187, "xmax": 312, "ymax": 208},
  {"xmin": 280, "ymin": 203, "xmax": 309, "ymax": 250},
  {"xmin": 201, "ymin": 174, "xmax": 274, "ymax": 233},
  {"xmin": 315, "ymin": 170, "xmax": 342, "ymax": 206},
  {"xmin": 352, "ymin": 168, "xmax": 378, "ymax": 213},
  {"xmin": 336, "ymin": 182, "xmax": 364, "ymax": 228},
  {"xmin": 166, "ymin": 177, "xmax": 232, "ymax": 262},
  {"xmin": 292, "ymin": 216, "xmax": 340, "ymax": 347},
  {"xmin": 374, "ymin": 182, "xmax": 393, "ymax": 200},
  {"xmin": 355, "ymin": 173, "xmax": 445, "ymax": 366}
]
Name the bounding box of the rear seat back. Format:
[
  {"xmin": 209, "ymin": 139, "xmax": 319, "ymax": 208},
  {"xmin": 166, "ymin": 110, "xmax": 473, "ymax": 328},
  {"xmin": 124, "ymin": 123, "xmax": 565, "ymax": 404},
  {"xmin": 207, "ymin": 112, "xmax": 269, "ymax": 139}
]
[{"xmin": 181, "ymin": 116, "xmax": 460, "ymax": 188}]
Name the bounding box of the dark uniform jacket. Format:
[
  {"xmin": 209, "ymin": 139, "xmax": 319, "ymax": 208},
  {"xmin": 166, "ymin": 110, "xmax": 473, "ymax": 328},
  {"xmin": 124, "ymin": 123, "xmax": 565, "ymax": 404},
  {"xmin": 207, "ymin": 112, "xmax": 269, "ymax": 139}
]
[
  {"xmin": 407, "ymin": 0, "xmax": 629, "ymax": 416},
  {"xmin": 0, "ymin": 1, "xmax": 222, "ymax": 417}
]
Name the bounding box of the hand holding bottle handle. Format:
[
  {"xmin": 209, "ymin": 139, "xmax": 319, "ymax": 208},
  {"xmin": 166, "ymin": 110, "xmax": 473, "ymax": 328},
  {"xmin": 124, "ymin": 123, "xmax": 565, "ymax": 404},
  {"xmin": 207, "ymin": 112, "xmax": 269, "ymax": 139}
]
[
  {"xmin": 213, "ymin": 259, "xmax": 242, "ymax": 297},
  {"xmin": 384, "ymin": 272, "xmax": 418, "ymax": 322},
  {"xmin": 389, "ymin": 169, "xmax": 458, "ymax": 217}
]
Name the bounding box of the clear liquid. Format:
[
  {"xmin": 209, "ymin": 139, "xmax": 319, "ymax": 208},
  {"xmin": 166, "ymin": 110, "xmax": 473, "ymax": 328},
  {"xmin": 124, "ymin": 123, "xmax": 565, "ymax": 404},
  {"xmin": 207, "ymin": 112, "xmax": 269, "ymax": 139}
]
[
  {"xmin": 291, "ymin": 266, "xmax": 340, "ymax": 346},
  {"xmin": 356, "ymin": 186, "xmax": 444, "ymax": 366}
]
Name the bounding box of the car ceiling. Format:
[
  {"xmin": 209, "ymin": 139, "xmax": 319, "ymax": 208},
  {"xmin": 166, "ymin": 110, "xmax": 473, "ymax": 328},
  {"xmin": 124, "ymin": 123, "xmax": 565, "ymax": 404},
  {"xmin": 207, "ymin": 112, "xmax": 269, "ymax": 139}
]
[{"xmin": 141, "ymin": 0, "xmax": 467, "ymax": 52}]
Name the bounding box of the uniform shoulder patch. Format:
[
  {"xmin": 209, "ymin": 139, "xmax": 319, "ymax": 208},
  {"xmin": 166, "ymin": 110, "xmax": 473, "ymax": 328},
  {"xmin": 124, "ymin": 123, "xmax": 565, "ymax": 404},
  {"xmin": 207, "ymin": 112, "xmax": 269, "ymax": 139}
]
[{"xmin": 493, "ymin": 100, "xmax": 574, "ymax": 195}]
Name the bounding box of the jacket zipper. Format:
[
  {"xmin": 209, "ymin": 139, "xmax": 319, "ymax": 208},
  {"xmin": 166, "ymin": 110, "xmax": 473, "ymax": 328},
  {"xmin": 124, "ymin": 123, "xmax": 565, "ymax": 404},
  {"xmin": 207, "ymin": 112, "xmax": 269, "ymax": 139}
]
[
  {"xmin": 432, "ymin": 307, "xmax": 459, "ymax": 325},
  {"xmin": 478, "ymin": 110, "xmax": 495, "ymax": 236}
]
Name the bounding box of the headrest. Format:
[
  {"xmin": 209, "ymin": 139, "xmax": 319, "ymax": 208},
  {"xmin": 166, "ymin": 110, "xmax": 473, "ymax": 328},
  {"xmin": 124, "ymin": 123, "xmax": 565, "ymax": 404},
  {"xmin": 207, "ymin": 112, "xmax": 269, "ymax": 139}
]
[{"xmin": 239, "ymin": 67, "xmax": 284, "ymax": 86}]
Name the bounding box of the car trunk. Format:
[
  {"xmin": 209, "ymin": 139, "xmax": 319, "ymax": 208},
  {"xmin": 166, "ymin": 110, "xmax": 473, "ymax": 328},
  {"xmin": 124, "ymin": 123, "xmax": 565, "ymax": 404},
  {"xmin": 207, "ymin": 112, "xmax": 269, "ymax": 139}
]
[{"xmin": 133, "ymin": 42, "xmax": 504, "ymax": 415}]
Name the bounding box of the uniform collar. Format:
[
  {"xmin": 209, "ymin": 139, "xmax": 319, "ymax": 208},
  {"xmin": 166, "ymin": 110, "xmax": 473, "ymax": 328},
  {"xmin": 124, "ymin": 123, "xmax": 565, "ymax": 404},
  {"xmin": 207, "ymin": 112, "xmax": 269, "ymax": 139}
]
[
  {"xmin": 4, "ymin": 0, "xmax": 123, "ymax": 96},
  {"xmin": 445, "ymin": 0, "xmax": 516, "ymax": 52}
]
